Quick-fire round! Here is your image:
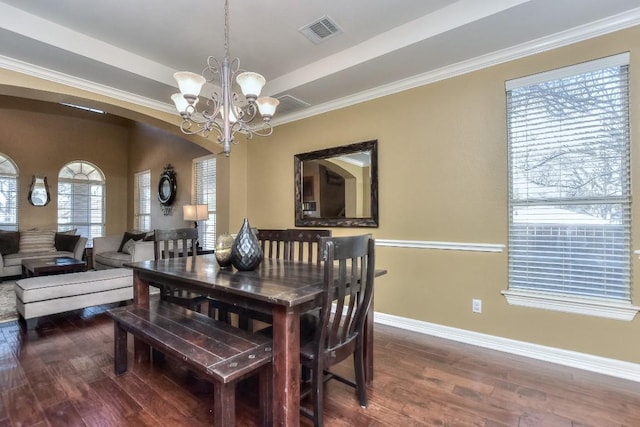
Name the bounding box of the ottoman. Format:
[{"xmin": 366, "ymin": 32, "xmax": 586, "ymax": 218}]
[{"xmin": 15, "ymin": 268, "xmax": 133, "ymax": 330}]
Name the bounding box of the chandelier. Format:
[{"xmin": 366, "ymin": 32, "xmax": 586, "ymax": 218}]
[{"xmin": 171, "ymin": 0, "xmax": 279, "ymax": 156}]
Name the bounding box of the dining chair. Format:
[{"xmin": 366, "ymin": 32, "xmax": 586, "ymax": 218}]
[
  {"xmin": 154, "ymin": 228, "xmax": 210, "ymax": 313},
  {"xmin": 246, "ymin": 228, "xmax": 332, "ymax": 333},
  {"xmin": 299, "ymin": 233, "xmax": 375, "ymax": 427},
  {"xmin": 155, "ymin": 228, "xmax": 239, "ymax": 322}
]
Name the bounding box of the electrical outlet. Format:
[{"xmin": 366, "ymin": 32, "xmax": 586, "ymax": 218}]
[{"xmin": 472, "ymin": 299, "xmax": 482, "ymax": 313}]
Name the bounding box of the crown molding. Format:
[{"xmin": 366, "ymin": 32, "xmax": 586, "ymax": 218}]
[
  {"xmin": 2, "ymin": 8, "xmax": 640, "ymax": 124},
  {"xmin": 272, "ymin": 7, "xmax": 640, "ymax": 126},
  {"xmin": 0, "ymin": 55, "xmax": 175, "ymax": 114}
]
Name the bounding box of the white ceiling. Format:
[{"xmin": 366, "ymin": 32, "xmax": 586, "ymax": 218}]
[{"xmin": 1, "ymin": 0, "xmax": 640, "ymax": 124}]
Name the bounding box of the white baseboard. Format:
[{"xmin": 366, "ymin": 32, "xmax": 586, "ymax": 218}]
[{"xmin": 374, "ymin": 311, "xmax": 640, "ymax": 383}]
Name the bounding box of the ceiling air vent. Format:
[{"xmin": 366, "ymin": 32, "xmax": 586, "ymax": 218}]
[
  {"xmin": 299, "ymin": 15, "xmax": 341, "ymax": 44},
  {"xmin": 276, "ymin": 95, "xmax": 311, "ymax": 115}
]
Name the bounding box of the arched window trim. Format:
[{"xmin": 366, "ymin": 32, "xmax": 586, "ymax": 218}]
[
  {"xmin": 0, "ymin": 153, "xmax": 19, "ymax": 231},
  {"xmin": 57, "ymin": 160, "xmax": 106, "ymax": 240}
]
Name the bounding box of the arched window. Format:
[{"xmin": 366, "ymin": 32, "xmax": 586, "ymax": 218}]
[
  {"xmin": 0, "ymin": 153, "xmax": 19, "ymax": 231},
  {"xmin": 58, "ymin": 161, "xmax": 105, "ymax": 240}
]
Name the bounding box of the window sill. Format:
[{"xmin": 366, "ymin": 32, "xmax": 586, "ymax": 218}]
[{"xmin": 501, "ymin": 290, "xmax": 640, "ymax": 321}]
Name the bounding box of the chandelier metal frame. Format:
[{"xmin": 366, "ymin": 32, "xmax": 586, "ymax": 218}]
[{"xmin": 171, "ymin": 0, "xmax": 279, "ymax": 156}]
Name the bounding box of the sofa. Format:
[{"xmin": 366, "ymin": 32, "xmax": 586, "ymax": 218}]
[
  {"xmin": 92, "ymin": 232, "xmax": 155, "ymax": 270},
  {"xmin": 0, "ymin": 229, "xmax": 87, "ymax": 278}
]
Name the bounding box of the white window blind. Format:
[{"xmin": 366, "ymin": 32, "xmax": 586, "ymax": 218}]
[
  {"xmin": 58, "ymin": 161, "xmax": 105, "ymax": 241},
  {"xmin": 193, "ymin": 155, "xmax": 216, "ymax": 250},
  {"xmin": 0, "ymin": 154, "xmax": 19, "ymax": 231},
  {"xmin": 134, "ymin": 170, "xmax": 151, "ymax": 231},
  {"xmin": 507, "ymin": 53, "xmax": 631, "ymax": 303}
]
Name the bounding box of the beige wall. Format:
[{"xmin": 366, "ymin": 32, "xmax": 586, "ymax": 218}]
[{"xmin": 245, "ymin": 26, "xmax": 640, "ymax": 363}]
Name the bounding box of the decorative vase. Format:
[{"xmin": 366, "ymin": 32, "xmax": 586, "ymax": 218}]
[
  {"xmin": 231, "ymin": 218, "xmax": 263, "ymax": 271},
  {"xmin": 215, "ymin": 233, "xmax": 234, "ymax": 267}
]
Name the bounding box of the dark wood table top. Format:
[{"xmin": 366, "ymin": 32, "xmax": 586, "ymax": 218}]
[
  {"xmin": 126, "ymin": 254, "xmax": 327, "ymax": 307},
  {"xmin": 127, "ymin": 254, "xmax": 387, "ymax": 308}
]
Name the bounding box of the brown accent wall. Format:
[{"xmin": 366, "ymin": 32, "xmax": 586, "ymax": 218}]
[
  {"xmin": 0, "ymin": 97, "xmax": 130, "ymax": 235},
  {"xmin": 0, "ymin": 97, "xmax": 213, "ymax": 240},
  {"xmin": 127, "ymin": 122, "xmax": 211, "ymax": 230}
]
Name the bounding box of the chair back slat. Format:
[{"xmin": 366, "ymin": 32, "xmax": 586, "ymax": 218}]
[
  {"xmin": 286, "ymin": 229, "xmax": 332, "ymax": 264},
  {"xmin": 257, "ymin": 229, "xmax": 288, "ymax": 260},
  {"xmin": 317, "ymin": 234, "xmax": 375, "ymax": 357},
  {"xmin": 257, "ymin": 228, "xmax": 332, "ymax": 263},
  {"xmin": 154, "ymin": 228, "xmax": 198, "ymax": 260}
]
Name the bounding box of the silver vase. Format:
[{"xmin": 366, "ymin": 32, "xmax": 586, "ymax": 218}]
[
  {"xmin": 230, "ymin": 218, "xmax": 263, "ymax": 271},
  {"xmin": 215, "ymin": 233, "xmax": 234, "ymax": 267}
]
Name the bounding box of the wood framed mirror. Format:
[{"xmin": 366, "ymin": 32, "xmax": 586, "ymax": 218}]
[{"xmin": 294, "ymin": 140, "xmax": 378, "ymax": 227}]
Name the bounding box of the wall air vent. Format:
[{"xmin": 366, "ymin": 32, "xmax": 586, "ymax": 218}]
[
  {"xmin": 299, "ymin": 15, "xmax": 341, "ymax": 44},
  {"xmin": 276, "ymin": 95, "xmax": 311, "ymax": 116}
]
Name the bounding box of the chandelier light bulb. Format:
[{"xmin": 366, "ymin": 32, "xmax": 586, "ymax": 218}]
[
  {"xmin": 220, "ymin": 105, "xmax": 240, "ymax": 123},
  {"xmin": 256, "ymin": 97, "xmax": 280, "ymax": 119},
  {"xmin": 171, "ymin": 93, "xmax": 193, "ymax": 115},
  {"xmin": 173, "ymin": 71, "xmax": 206, "ymax": 100},
  {"xmin": 236, "ymin": 72, "xmax": 266, "ymax": 101}
]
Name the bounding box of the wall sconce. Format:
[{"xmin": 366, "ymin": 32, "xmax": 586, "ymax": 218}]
[{"xmin": 183, "ymin": 204, "xmax": 208, "ymax": 228}]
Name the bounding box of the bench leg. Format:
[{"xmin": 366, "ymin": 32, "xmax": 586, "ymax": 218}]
[
  {"xmin": 259, "ymin": 365, "xmax": 273, "ymax": 427},
  {"xmin": 24, "ymin": 317, "xmax": 38, "ymax": 331},
  {"xmin": 213, "ymin": 382, "xmax": 235, "ymax": 427},
  {"xmin": 114, "ymin": 322, "xmax": 128, "ymax": 375}
]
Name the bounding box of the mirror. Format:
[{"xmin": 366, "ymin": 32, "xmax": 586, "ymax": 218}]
[
  {"xmin": 295, "ymin": 140, "xmax": 378, "ymax": 227},
  {"xmin": 28, "ymin": 175, "xmax": 50, "ymax": 207},
  {"xmin": 158, "ymin": 165, "xmax": 177, "ymax": 206},
  {"xmin": 158, "ymin": 164, "xmax": 177, "ymax": 215}
]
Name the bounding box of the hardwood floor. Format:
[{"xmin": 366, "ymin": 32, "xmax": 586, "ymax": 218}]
[{"xmin": 0, "ymin": 303, "xmax": 639, "ymax": 426}]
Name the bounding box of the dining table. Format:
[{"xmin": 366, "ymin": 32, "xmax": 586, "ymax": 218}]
[{"xmin": 125, "ymin": 253, "xmax": 385, "ymax": 426}]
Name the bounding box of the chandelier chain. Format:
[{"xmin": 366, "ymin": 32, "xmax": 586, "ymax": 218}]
[{"xmin": 224, "ymin": 0, "xmax": 230, "ymax": 58}]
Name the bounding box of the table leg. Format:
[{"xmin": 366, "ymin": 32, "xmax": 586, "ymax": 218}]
[
  {"xmin": 133, "ymin": 272, "xmax": 151, "ymax": 364},
  {"xmin": 272, "ymin": 305, "xmax": 300, "ymax": 426}
]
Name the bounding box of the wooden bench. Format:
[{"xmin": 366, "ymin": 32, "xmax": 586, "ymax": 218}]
[{"xmin": 107, "ymin": 301, "xmax": 273, "ymax": 426}]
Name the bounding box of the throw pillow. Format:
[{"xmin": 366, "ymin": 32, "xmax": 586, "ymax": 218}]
[
  {"xmin": 19, "ymin": 229, "xmax": 57, "ymax": 254},
  {"xmin": 121, "ymin": 238, "xmax": 136, "ymax": 255},
  {"xmin": 118, "ymin": 231, "xmax": 146, "ymax": 253},
  {"xmin": 55, "ymin": 233, "xmax": 81, "ymax": 252},
  {"xmin": 0, "ymin": 231, "xmax": 20, "ymax": 256}
]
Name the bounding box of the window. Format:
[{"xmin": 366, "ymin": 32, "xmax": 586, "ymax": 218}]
[
  {"xmin": 504, "ymin": 53, "xmax": 637, "ymax": 320},
  {"xmin": 134, "ymin": 170, "xmax": 151, "ymax": 231},
  {"xmin": 0, "ymin": 153, "xmax": 19, "ymax": 231},
  {"xmin": 193, "ymin": 155, "xmax": 216, "ymax": 250},
  {"xmin": 58, "ymin": 161, "xmax": 105, "ymax": 240}
]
